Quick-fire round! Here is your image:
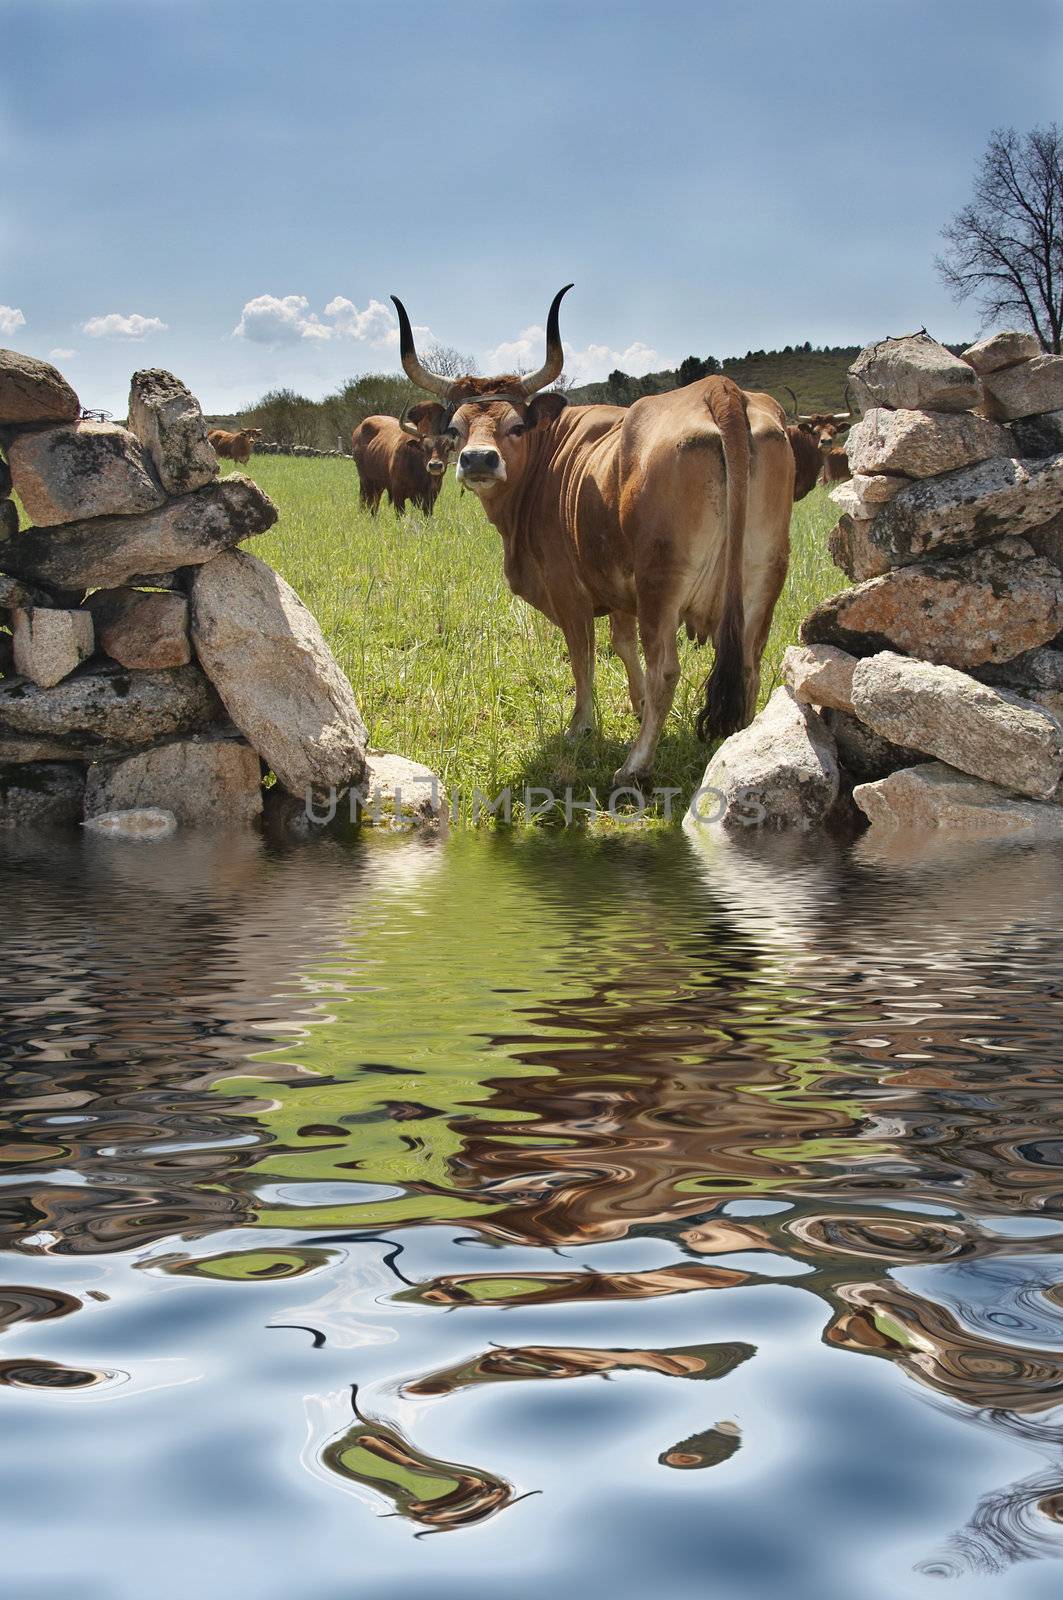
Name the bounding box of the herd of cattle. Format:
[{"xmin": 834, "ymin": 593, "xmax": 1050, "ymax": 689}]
[
  {"xmin": 347, "ymin": 375, "xmax": 853, "ymax": 522},
  {"xmin": 223, "ymin": 296, "xmax": 857, "ymax": 783}
]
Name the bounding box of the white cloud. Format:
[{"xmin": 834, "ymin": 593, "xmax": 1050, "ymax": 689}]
[
  {"xmin": 483, "ymin": 326, "xmax": 661, "ymax": 384},
  {"xmin": 323, "ymin": 296, "xmax": 393, "ymax": 343},
  {"xmin": 82, "ymin": 312, "xmax": 168, "ymax": 340},
  {"xmin": 232, "ymin": 292, "xmax": 425, "ymax": 350},
  {"xmin": 0, "ymin": 304, "xmax": 26, "ymax": 336},
  {"xmin": 232, "ymin": 294, "xmax": 329, "ymax": 345},
  {"xmin": 50, "ymin": 347, "xmax": 76, "ymax": 360}
]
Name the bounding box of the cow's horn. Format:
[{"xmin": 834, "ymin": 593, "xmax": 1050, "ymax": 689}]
[
  {"xmin": 398, "ymin": 400, "xmax": 420, "ymax": 437},
  {"xmin": 391, "ymin": 295, "xmax": 453, "ymax": 400},
  {"xmin": 783, "ymin": 385, "xmax": 799, "ymax": 422},
  {"xmin": 844, "ymin": 382, "xmax": 856, "ymax": 417},
  {"xmin": 520, "ymin": 283, "xmax": 573, "ymax": 396}
]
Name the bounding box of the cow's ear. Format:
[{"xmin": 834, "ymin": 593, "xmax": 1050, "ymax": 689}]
[
  {"xmin": 526, "ymin": 391, "xmax": 567, "ymax": 429},
  {"xmin": 406, "ymin": 401, "xmax": 446, "ymax": 434}
]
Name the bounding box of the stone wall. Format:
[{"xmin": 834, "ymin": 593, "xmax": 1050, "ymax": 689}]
[
  {"xmin": 0, "ymin": 351, "xmax": 441, "ymax": 835},
  {"xmin": 691, "ymin": 330, "xmax": 1063, "ymax": 839}
]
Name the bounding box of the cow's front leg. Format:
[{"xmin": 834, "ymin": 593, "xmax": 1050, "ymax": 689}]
[
  {"xmin": 613, "ymin": 613, "xmax": 680, "ymax": 786},
  {"xmin": 560, "ymin": 612, "xmax": 596, "ymax": 739}
]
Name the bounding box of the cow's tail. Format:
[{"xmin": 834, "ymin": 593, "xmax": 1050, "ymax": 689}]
[{"xmin": 695, "ymin": 379, "xmax": 752, "ymax": 743}]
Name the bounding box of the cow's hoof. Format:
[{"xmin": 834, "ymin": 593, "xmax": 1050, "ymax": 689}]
[
  {"xmin": 564, "ymin": 723, "xmax": 594, "ymax": 742},
  {"xmin": 612, "ymin": 766, "xmax": 650, "ymax": 792}
]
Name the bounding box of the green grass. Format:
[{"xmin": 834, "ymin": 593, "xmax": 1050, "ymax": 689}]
[{"xmin": 239, "ymin": 457, "xmax": 843, "ymax": 824}]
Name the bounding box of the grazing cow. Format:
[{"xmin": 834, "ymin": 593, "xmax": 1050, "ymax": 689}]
[
  {"xmin": 207, "ymin": 426, "xmax": 262, "ymax": 464},
  {"xmin": 391, "ymin": 287, "xmax": 794, "ymax": 784},
  {"xmin": 350, "ymin": 404, "xmax": 454, "ymax": 515}
]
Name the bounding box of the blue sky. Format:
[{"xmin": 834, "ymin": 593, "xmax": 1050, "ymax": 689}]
[{"xmin": 1, "ymin": 0, "xmax": 1060, "ymax": 414}]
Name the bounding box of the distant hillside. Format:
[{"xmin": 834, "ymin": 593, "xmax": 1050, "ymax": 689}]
[{"xmin": 567, "ymin": 341, "xmax": 971, "ymax": 415}]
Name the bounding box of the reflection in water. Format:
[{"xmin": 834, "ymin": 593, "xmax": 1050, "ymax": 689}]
[
  {"xmin": 660, "ymin": 1419, "xmax": 742, "ymax": 1470},
  {"xmin": 396, "ymin": 1262, "xmax": 751, "ymax": 1308},
  {"xmin": 322, "ymin": 1387, "xmax": 516, "ymax": 1530},
  {"xmin": 2, "ymin": 827, "xmax": 1063, "ymax": 1594},
  {"xmin": 403, "ymin": 1339, "xmax": 754, "ymax": 1396}
]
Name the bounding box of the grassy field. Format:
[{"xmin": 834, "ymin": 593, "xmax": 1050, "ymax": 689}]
[{"xmin": 240, "ymin": 456, "xmax": 843, "ymax": 824}]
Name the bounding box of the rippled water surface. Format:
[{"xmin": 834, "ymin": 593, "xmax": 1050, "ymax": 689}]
[{"xmin": 4, "ymin": 824, "xmax": 1063, "ymax": 1599}]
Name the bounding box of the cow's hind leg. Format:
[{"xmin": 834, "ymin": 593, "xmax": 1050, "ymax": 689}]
[
  {"xmin": 560, "ymin": 610, "xmax": 597, "ymax": 739},
  {"xmin": 609, "ymin": 611, "xmax": 645, "ymax": 718},
  {"xmin": 613, "ymin": 601, "xmax": 681, "ymax": 786}
]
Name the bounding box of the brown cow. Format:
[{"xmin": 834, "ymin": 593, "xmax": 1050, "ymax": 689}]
[
  {"xmin": 787, "ymin": 425, "xmax": 826, "ymax": 501},
  {"xmin": 392, "ymin": 287, "xmax": 794, "ymax": 784},
  {"xmin": 783, "ymin": 388, "xmax": 853, "ymax": 490},
  {"xmin": 208, "ymin": 427, "xmax": 262, "ymax": 464},
  {"xmin": 350, "ymin": 404, "xmax": 454, "ymax": 515},
  {"xmin": 819, "ymin": 446, "xmax": 852, "ymax": 486}
]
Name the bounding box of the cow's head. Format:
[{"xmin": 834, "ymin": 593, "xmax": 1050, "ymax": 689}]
[
  {"xmin": 399, "ymin": 401, "xmax": 455, "ymax": 477},
  {"xmin": 390, "ymin": 286, "xmax": 573, "ymax": 500},
  {"xmin": 784, "ymin": 387, "xmax": 853, "ymax": 453},
  {"xmin": 800, "ymin": 415, "xmax": 846, "ymax": 451}
]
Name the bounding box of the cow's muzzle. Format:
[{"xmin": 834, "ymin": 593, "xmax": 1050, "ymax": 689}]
[
  {"xmin": 427, "ymin": 459, "xmax": 446, "ymax": 475},
  {"xmin": 457, "ymin": 447, "xmax": 504, "ymax": 485}
]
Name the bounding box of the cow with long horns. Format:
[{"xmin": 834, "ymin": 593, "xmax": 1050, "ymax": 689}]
[
  {"xmin": 391, "ymin": 287, "xmax": 794, "ymax": 783},
  {"xmin": 350, "ymin": 402, "xmax": 454, "ymax": 515}
]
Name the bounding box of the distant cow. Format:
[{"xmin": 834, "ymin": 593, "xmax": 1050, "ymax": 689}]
[
  {"xmin": 208, "ymin": 427, "xmax": 262, "ymax": 464},
  {"xmin": 819, "ymin": 447, "xmax": 852, "ymax": 486},
  {"xmin": 350, "ymin": 404, "xmax": 454, "ymax": 515},
  {"xmin": 787, "ymin": 425, "xmax": 826, "ymax": 501},
  {"xmin": 783, "ymin": 388, "xmax": 853, "ymax": 494}
]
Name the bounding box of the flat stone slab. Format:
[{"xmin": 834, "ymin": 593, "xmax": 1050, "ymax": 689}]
[
  {"xmin": 854, "ymin": 760, "xmax": 1063, "ymax": 835},
  {"xmin": 850, "ymin": 651, "xmax": 1063, "ymax": 799},
  {"xmin": 687, "ymin": 686, "xmax": 840, "ymax": 832},
  {"xmin": 0, "ymin": 662, "xmax": 223, "ymax": 748},
  {"xmin": 0, "ymin": 475, "xmax": 277, "ymax": 591},
  {"xmin": 846, "ymin": 406, "xmax": 1010, "ymax": 479},
  {"xmin": 191, "ymin": 550, "xmax": 367, "ymax": 796},
  {"xmin": 127, "ymin": 369, "xmax": 218, "ymax": 496},
  {"xmin": 85, "ymin": 736, "xmax": 262, "ymax": 828},
  {"xmin": 0, "ymin": 761, "xmax": 85, "ymax": 828},
  {"xmin": 7, "ymin": 421, "xmax": 165, "ymax": 526},
  {"xmin": 849, "ymin": 332, "xmax": 981, "ymax": 414},
  {"xmin": 11, "ymin": 606, "xmax": 94, "ymax": 688},
  {"xmin": 0, "ymin": 734, "xmax": 94, "ymax": 763},
  {"xmin": 0, "ymin": 350, "xmax": 80, "ymax": 426},
  {"xmin": 802, "ymin": 536, "xmax": 1063, "ymax": 669},
  {"xmin": 86, "ymin": 587, "xmax": 190, "ymax": 670},
  {"xmin": 850, "ymin": 472, "xmax": 905, "ymax": 503},
  {"xmin": 781, "ymin": 642, "xmax": 857, "ymax": 713},
  {"xmin": 962, "ymin": 331, "xmax": 1041, "ymax": 375},
  {"xmin": 357, "ymin": 751, "xmax": 447, "ymax": 829},
  {"xmin": 980, "ymin": 355, "xmax": 1063, "ymax": 422},
  {"xmin": 826, "ymin": 482, "xmax": 875, "ymax": 522},
  {"xmin": 846, "ymin": 451, "xmax": 1063, "ymax": 570},
  {"xmin": 83, "ymin": 807, "xmax": 178, "ymax": 840}
]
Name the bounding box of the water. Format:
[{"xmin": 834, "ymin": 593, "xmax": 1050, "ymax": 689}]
[{"xmin": 2, "ymin": 824, "xmax": 1063, "ymax": 1599}]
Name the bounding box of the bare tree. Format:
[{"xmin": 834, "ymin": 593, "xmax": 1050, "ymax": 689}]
[
  {"xmin": 937, "ymin": 124, "xmax": 1063, "ymax": 352},
  {"xmin": 423, "ymin": 342, "xmax": 478, "ymax": 379}
]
